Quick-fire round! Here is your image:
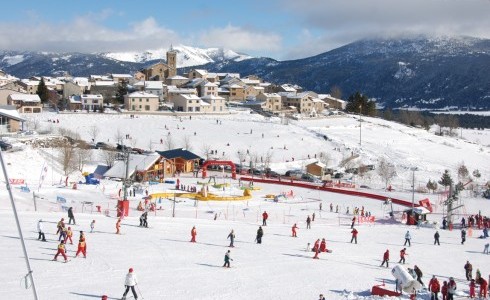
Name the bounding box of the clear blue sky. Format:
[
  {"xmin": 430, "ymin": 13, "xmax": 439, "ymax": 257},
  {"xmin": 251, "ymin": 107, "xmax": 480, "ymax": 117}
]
[{"xmin": 0, "ymin": 0, "xmax": 488, "ymax": 60}]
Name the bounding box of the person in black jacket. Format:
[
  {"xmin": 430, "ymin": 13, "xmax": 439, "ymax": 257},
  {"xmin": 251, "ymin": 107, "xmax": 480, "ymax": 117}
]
[
  {"xmin": 67, "ymin": 207, "xmax": 76, "ymax": 225},
  {"xmin": 256, "ymin": 226, "xmax": 263, "ymax": 244},
  {"xmin": 434, "ymin": 231, "xmax": 440, "ymax": 245},
  {"xmin": 414, "ymin": 265, "xmax": 424, "ymax": 286}
]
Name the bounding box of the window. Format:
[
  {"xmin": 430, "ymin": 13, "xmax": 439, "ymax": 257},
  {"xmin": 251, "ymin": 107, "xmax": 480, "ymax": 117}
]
[
  {"xmin": 139, "ymin": 98, "xmax": 142, "ymax": 102},
  {"xmin": 93, "ymin": 100, "xmax": 98, "ymax": 104},
  {"xmin": 213, "ymin": 107, "xmax": 216, "ymax": 111},
  {"xmin": 146, "ymin": 99, "xmax": 149, "ymax": 102},
  {"xmin": 132, "ymin": 99, "xmax": 135, "ymax": 102},
  {"xmin": 195, "ymin": 107, "xmax": 200, "ymax": 112},
  {"xmin": 132, "ymin": 105, "xmax": 135, "ymax": 110},
  {"xmin": 139, "ymin": 105, "xmax": 142, "ymax": 109},
  {"xmin": 145, "ymin": 105, "xmax": 150, "ymax": 111}
]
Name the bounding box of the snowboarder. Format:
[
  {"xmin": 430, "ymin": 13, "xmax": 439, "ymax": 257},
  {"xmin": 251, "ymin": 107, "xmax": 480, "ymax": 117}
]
[
  {"xmin": 351, "ymin": 216, "xmax": 356, "ymax": 229},
  {"xmin": 56, "ymin": 218, "xmax": 65, "ymax": 235},
  {"xmin": 319, "ymin": 238, "xmax": 327, "ymax": 252},
  {"xmin": 262, "ymin": 211, "xmax": 268, "ymax": 226},
  {"xmin": 90, "ymin": 220, "xmax": 95, "ymax": 233},
  {"xmin": 65, "ymin": 226, "xmax": 73, "ymax": 244},
  {"xmin": 404, "ymin": 230, "xmax": 411, "ymax": 246},
  {"xmin": 399, "ymin": 248, "xmax": 407, "ymax": 264},
  {"xmin": 37, "ymin": 219, "xmax": 46, "ymax": 241},
  {"xmin": 291, "ymin": 223, "xmax": 298, "ymax": 237},
  {"xmin": 350, "ymin": 228, "xmax": 358, "ymax": 244},
  {"xmin": 256, "ymin": 226, "xmax": 263, "ymax": 244},
  {"xmin": 75, "ymin": 231, "xmax": 86, "ymax": 258},
  {"xmin": 67, "ymin": 207, "xmax": 76, "ymax": 225},
  {"xmin": 434, "ymin": 230, "xmax": 440, "ymax": 245},
  {"xmin": 428, "ymin": 275, "xmax": 441, "ymax": 300},
  {"xmin": 461, "ymin": 229, "xmax": 466, "ymax": 244},
  {"xmin": 414, "ymin": 265, "xmax": 424, "ymax": 286},
  {"xmin": 116, "ymin": 218, "xmax": 121, "ymax": 234},
  {"xmin": 53, "ymin": 240, "xmax": 68, "ymax": 262},
  {"xmin": 223, "ymin": 250, "xmax": 233, "ymax": 268},
  {"xmin": 380, "ymin": 249, "xmax": 389, "ymax": 268},
  {"xmin": 306, "ymin": 216, "xmax": 311, "ymax": 229},
  {"xmin": 190, "ymin": 226, "xmax": 197, "ymax": 242},
  {"xmin": 227, "ymin": 230, "xmax": 235, "ymax": 247},
  {"xmin": 122, "ymin": 268, "xmax": 138, "ymax": 300},
  {"xmin": 464, "ymin": 260, "xmax": 473, "ymax": 280}
]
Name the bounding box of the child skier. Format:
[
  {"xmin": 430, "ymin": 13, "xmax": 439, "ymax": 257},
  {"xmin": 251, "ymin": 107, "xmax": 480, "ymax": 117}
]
[
  {"xmin": 37, "ymin": 219, "xmax": 46, "ymax": 241},
  {"xmin": 469, "ymin": 279, "xmax": 476, "ymax": 298},
  {"xmin": 75, "ymin": 231, "xmax": 86, "ymax": 258},
  {"xmin": 90, "ymin": 220, "xmax": 95, "ymax": 233},
  {"xmin": 319, "ymin": 238, "xmax": 327, "ymax": 252},
  {"xmin": 122, "ymin": 268, "xmax": 138, "ymax": 300},
  {"xmin": 479, "ymin": 277, "xmax": 488, "ymax": 299},
  {"xmin": 291, "ymin": 223, "xmax": 298, "ymax": 237},
  {"xmin": 380, "ymin": 249, "xmax": 389, "ymax": 268},
  {"xmin": 65, "ymin": 227, "xmax": 73, "ymax": 244},
  {"xmin": 56, "ymin": 218, "xmax": 65, "ymax": 235},
  {"xmin": 190, "ymin": 226, "xmax": 197, "ymax": 242},
  {"xmin": 350, "ymin": 228, "xmax": 358, "ymax": 244},
  {"xmin": 441, "ymin": 280, "xmax": 448, "ymax": 300},
  {"xmin": 227, "ymin": 230, "xmax": 235, "ymax": 247},
  {"xmin": 53, "ymin": 240, "xmax": 68, "ymax": 262},
  {"xmin": 223, "ymin": 250, "xmax": 233, "ymax": 268},
  {"xmin": 59, "ymin": 225, "xmax": 67, "ymax": 241},
  {"xmin": 399, "ymin": 248, "xmax": 407, "ymax": 264}
]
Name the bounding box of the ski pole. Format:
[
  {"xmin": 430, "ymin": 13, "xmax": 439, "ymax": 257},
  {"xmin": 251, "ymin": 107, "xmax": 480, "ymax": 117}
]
[{"xmin": 136, "ymin": 284, "xmax": 144, "ymax": 299}]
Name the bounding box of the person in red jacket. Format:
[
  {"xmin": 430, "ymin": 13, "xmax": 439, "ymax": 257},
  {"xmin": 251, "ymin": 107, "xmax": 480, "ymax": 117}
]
[
  {"xmin": 479, "ymin": 277, "xmax": 488, "ymax": 299},
  {"xmin": 65, "ymin": 227, "xmax": 73, "ymax": 245},
  {"xmin": 469, "ymin": 279, "xmax": 476, "ymax": 298},
  {"xmin": 53, "ymin": 240, "xmax": 68, "ymax": 262},
  {"xmin": 428, "ymin": 275, "xmax": 441, "ymax": 300},
  {"xmin": 312, "ymin": 239, "xmax": 320, "ymax": 252},
  {"xmin": 262, "ymin": 211, "xmax": 268, "ymax": 226},
  {"xmin": 380, "ymin": 249, "xmax": 389, "ymax": 268},
  {"xmin": 190, "ymin": 226, "xmax": 197, "ymax": 242},
  {"xmin": 441, "ymin": 281, "xmax": 448, "ymax": 300},
  {"xmin": 399, "ymin": 248, "xmax": 407, "ymax": 264},
  {"xmin": 319, "ymin": 238, "xmax": 327, "ymax": 252},
  {"xmin": 291, "ymin": 223, "xmax": 298, "ymax": 237},
  {"xmin": 350, "ymin": 228, "xmax": 358, "ymax": 244},
  {"xmin": 75, "ymin": 231, "xmax": 86, "ymax": 258}
]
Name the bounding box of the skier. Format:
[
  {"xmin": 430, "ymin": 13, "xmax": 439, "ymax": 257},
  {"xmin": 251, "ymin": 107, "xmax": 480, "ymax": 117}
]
[
  {"xmin": 461, "ymin": 229, "xmax": 466, "ymax": 244},
  {"xmin": 484, "ymin": 243, "xmax": 489, "ymax": 254},
  {"xmin": 318, "ymin": 294, "xmax": 326, "ymax": 300},
  {"xmin": 312, "ymin": 239, "xmax": 320, "ymax": 252},
  {"xmin": 447, "ymin": 277, "xmax": 457, "ymax": 300},
  {"xmin": 351, "ymin": 216, "xmax": 356, "ymax": 229},
  {"xmin": 256, "ymin": 226, "xmax": 263, "ymax": 244},
  {"xmin": 37, "ymin": 219, "xmax": 46, "ymax": 241},
  {"xmin": 59, "ymin": 225, "xmax": 67, "ymax": 241},
  {"xmin": 223, "ymin": 250, "xmax": 233, "ymax": 268},
  {"xmin": 404, "ymin": 230, "xmax": 411, "ymax": 246},
  {"xmin": 380, "ymin": 249, "xmax": 389, "ymax": 268},
  {"xmin": 312, "ymin": 212, "xmax": 315, "ymax": 222},
  {"xmin": 319, "ymin": 238, "xmax": 327, "ymax": 252},
  {"xmin": 140, "ymin": 212, "xmax": 148, "ymax": 228},
  {"xmin": 442, "ymin": 218, "xmax": 448, "ymax": 230},
  {"xmin": 122, "ymin": 268, "xmax": 138, "ymax": 300},
  {"xmin": 190, "ymin": 226, "xmax": 197, "ymax": 242},
  {"xmin": 461, "ymin": 217, "xmax": 466, "ymax": 228},
  {"xmin": 350, "ymin": 228, "xmax": 358, "ymax": 244},
  {"xmin": 75, "ymin": 231, "xmax": 86, "ymax": 258},
  {"xmin": 116, "ymin": 218, "xmax": 121, "ymax": 234},
  {"xmin": 479, "ymin": 277, "xmax": 488, "ymax": 299},
  {"xmin": 67, "ymin": 207, "xmax": 76, "ymax": 225},
  {"xmin": 414, "ymin": 265, "xmax": 424, "ymax": 286},
  {"xmin": 475, "ymin": 268, "xmax": 482, "ymax": 282},
  {"xmin": 227, "ymin": 230, "xmax": 235, "ymax": 247},
  {"xmin": 53, "ymin": 240, "xmax": 68, "ymax": 262},
  {"xmin": 399, "ymin": 248, "xmax": 407, "ymax": 264},
  {"xmin": 65, "ymin": 226, "xmax": 73, "ymax": 244},
  {"xmin": 464, "ymin": 260, "xmax": 473, "ymax": 280},
  {"xmin": 329, "ymin": 203, "xmax": 333, "ymax": 212},
  {"xmin": 434, "ymin": 230, "xmax": 440, "ymax": 245},
  {"xmin": 90, "ymin": 220, "xmax": 95, "ymax": 233},
  {"xmin": 56, "ymin": 218, "xmax": 65, "ymax": 235},
  {"xmin": 441, "ymin": 281, "xmax": 448, "ymax": 300},
  {"xmin": 262, "ymin": 211, "xmax": 268, "ymax": 226},
  {"xmin": 428, "ymin": 275, "xmax": 441, "ymax": 300},
  {"xmin": 469, "ymin": 279, "xmax": 476, "ymax": 299},
  {"xmin": 306, "ymin": 215, "xmax": 311, "ymax": 229},
  {"xmin": 291, "ymin": 223, "xmax": 298, "ymax": 237}
]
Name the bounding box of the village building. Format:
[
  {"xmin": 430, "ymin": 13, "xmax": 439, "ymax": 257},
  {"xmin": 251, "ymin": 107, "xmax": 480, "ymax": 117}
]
[
  {"xmin": 7, "ymin": 93, "xmax": 42, "ymax": 113},
  {"xmin": 156, "ymin": 148, "xmax": 202, "ymax": 175},
  {"xmin": 167, "ymin": 87, "xmax": 198, "ymax": 103},
  {"xmin": 172, "ymin": 94, "xmax": 205, "ymax": 112},
  {"xmin": 103, "ymin": 153, "xmax": 165, "ymax": 182},
  {"xmin": 139, "ymin": 50, "xmax": 177, "ymax": 81},
  {"xmin": 0, "ymin": 105, "xmax": 25, "ymax": 132},
  {"xmin": 0, "ymin": 87, "xmax": 27, "ymax": 106},
  {"xmin": 256, "ymin": 93, "xmax": 282, "ymax": 113},
  {"xmin": 69, "ymin": 94, "xmax": 104, "ymax": 111},
  {"xmin": 200, "ymin": 95, "xmax": 226, "ymax": 113},
  {"xmin": 124, "ymin": 91, "xmax": 160, "ymax": 112},
  {"xmin": 165, "ymin": 75, "xmax": 189, "ymax": 87},
  {"xmin": 319, "ymin": 94, "xmax": 347, "ymax": 110},
  {"xmin": 133, "ymin": 81, "xmax": 166, "ymax": 101}
]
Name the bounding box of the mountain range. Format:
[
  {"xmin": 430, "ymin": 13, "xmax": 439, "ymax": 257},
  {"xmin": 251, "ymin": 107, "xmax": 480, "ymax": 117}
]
[{"xmin": 1, "ymin": 36, "xmax": 488, "ymax": 109}]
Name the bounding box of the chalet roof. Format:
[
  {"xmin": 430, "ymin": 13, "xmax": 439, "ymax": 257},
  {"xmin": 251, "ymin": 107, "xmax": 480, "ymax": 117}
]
[
  {"xmin": 229, "ymin": 84, "xmax": 243, "ymax": 89},
  {"xmin": 8, "ymin": 93, "xmax": 41, "ymax": 102},
  {"xmin": 111, "ymin": 74, "xmax": 133, "ymax": 78},
  {"xmin": 262, "ymin": 93, "xmax": 281, "ymax": 98},
  {"xmin": 103, "ymin": 153, "xmax": 160, "ymax": 179},
  {"xmin": 0, "ymin": 105, "xmax": 25, "ymax": 121},
  {"xmin": 307, "ymin": 161, "xmax": 326, "ymax": 168},
  {"xmin": 179, "ymin": 94, "xmax": 201, "ymax": 100},
  {"xmin": 168, "ymin": 75, "xmax": 188, "ymax": 80},
  {"xmin": 127, "ymin": 91, "xmax": 159, "ymax": 98},
  {"xmin": 201, "ymin": 95, "xmax": 225, "ymax": 101},
  {"xmin": 156, "ymin": 148, "xmax": 202, "ymax": 160}
]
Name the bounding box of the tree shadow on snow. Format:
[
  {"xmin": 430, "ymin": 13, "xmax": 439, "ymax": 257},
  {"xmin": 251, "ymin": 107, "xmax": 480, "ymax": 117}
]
[
  {"xmin": 160, "ymin": 238, "xmax": 226, "ymax": 248},
  {"xmin": 70, "ymin": 292, "xmax": 119, "ymax": 299}
]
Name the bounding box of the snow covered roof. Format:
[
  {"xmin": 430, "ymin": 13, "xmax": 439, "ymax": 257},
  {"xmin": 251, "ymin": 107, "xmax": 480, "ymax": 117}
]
[
  {"xmin": 103, "ymin": 153, "xmax": 160, "ymax": 179},
  {"xmin": 81, "ymin": 94, "xmax": 103, "ymax": 100},
  {"xmin": 262, "ymin": 93, "xmax": 281, "ymax": 98},
  {"xmin": 111, "ymin": 74, "xmax": 133, "ymax": 78},
  {"xmin": 179, "ymin": 94, "xmax": 201, "ymax": 100},
  {"xmin": 93, "ymin": 81, "xmax": 116, "ymax": 87},
  {"xmin": 199, "ymin": 100, "xmax": 210, "ymax": 106},
  {"xmin": 168, "ymin": 88, "xmax": 197, "ymax": 94},
  {"xmin": 193, "ymin": 69, "xmax": 208, "ymax": 76},
  {"xmin": 0, "ymin": 105, "xmax": 25, "ymax": 121},
  {"xmin": 127, "ymin": 91, "xmax": 159, "ymax": 98},
  {"xmin": 307, "ymin": 161, "xmax": 326, "ymax": 168},
  {"xmin": 201, "ymin": 95, "xmax": 225, "ymax": 101},
  {"xmin": 280, "ymin": 84, "xmax": 297, "ymax": 92},
  {"xmin": 8, "ymin": 93, "xmax": 41, "ymax": 102},
  {"xmin": 168, "ymin": 75, "xmax": 188, "ymax": 80},
  {"xmin": 203, "ymin": 82, "xmax": 218, "ymax": 87},
  {"xmin": 241, "ymin": 79, "xmax": 260, "ymax": 85},
  {"xmin": 229, "ymin": 84, "xmax": 243, "ymax": 89}
]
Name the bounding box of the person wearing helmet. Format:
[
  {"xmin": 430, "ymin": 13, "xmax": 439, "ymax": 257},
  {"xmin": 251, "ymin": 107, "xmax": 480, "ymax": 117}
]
[{"xmin": 122, "ymin": 268, "xmax": 138, "ymax": 300}]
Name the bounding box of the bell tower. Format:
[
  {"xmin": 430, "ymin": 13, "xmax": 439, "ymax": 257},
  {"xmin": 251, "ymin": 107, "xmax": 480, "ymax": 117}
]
[{"xmin": 166, "ymin": 45, "xmax": 177, "ymax": 77}]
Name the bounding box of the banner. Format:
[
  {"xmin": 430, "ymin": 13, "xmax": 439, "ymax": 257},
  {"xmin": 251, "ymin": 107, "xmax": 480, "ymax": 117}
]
[{"xmin": 9, "ymin": 179, "xmax": 25, "ymax": 185}]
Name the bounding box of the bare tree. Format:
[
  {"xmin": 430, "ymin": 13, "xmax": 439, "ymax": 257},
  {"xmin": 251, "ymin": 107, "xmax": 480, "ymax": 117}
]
[
  {"xmin": 75, "ymin": 148, "xmax": 92, "ymax": 172},
  {"xmin": 29, "ymin": 118, "xmax": 41, "ymax": 131},
  {"xmin": 318, "ymin": 152, "xmax": 332, "ymax": 166},
  {"xmin": 58, "ymin": 140, "xmax": 77, "ymax": 176},
  {"xmin": 263, "ymin": 150, "xmax": 274, "ymax": 171},
  {"xmin": 377, "ymin": 157, "xmax": 397, "ymax": 188},
  {"xmin": 358, "ymin": 164, "xmax": 368, "ymax": 178},
  {"xmin": 114, "ymin": 128, "xmax": 124, "ymax": 145},
  {"xmin": 89, "ymin": 126, "xmax": 100, "ymax": 142},
  {"xmin": 129, "ymin": 137, "xmax": 138, "ymax": 148},
  {"xmin": 103, "ymin": 150, "xmax": 118, "ymax": 167},
  {"xmin": 165, "ymin": 135, "xmax": 174, "ymax": 150},
  {"xmin": 457, "ymin": 162, "xmax": 469, "ymax": 182},
  {"xmin": 202, "ymin": 144, "xmax": 212, "ymax": 160},
  {"xmin": 181, "ymin": 135, "xmax": 192, "ymax": 151}
]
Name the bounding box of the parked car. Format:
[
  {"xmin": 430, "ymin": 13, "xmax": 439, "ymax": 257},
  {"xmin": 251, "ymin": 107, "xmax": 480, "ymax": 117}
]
[
  {"xmin": 285, "ymin": 170, "xmax": 302, "ymax": 178},
  {"xmin": 116, "ymin": 144, "xmax": 132, "ymax": 152},
  {"xmin": 94, "ymin": 142, "xmax": 111, "ymax": 149},
  {"xmin": 334, "ymin": 172, "xmax": 344, "ymax": 179},
  {"xmin": 266, "ymin": 170, "xmax": 280, "ymax": 178},
  {"xmin": 0, "ymin": 140, "xmax": 13, "ymax": 151},
  {"xmin": 301, "ymin": 173, "xmax": 317, "ymax": 182}
]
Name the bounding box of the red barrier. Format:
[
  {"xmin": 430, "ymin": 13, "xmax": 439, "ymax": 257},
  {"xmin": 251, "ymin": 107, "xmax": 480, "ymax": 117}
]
[{"xmin": 239, "ymin": 177, "xmax": 417, "ymax": 208}]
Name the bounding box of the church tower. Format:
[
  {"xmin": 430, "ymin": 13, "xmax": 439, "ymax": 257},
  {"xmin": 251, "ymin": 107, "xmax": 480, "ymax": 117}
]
[{"xmin": 166, "ymin": 45, "xmax": 177, "ymax": 77}]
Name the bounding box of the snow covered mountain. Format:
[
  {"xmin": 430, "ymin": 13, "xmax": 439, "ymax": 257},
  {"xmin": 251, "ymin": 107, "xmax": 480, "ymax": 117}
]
[{"xmin": 101, "ymin": 45, "xmax": 252, "ymax": 67}]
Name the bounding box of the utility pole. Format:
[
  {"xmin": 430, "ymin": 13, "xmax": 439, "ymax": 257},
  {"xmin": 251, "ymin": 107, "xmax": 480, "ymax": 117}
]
[
  {"xmin": 172, "ymin": 193, "xmax": 176, "ymax": 217},
  {"xmin": 122, "ymin": 147, "xmax": 130, "ymax": 201},
  {"xmin": 359, "ymin": 105, "xmax": 362, "ymax": 149},
  {"xmin": 0, "ymin": 150, "xmax": 39, "ymax": 300},
  {"xmin": 411, "ymin": 168, "xmax": 416, "ymax": 209},
  {"xmin": 32, "ymin": 192, "xmax": 38, "ymax": 212}
]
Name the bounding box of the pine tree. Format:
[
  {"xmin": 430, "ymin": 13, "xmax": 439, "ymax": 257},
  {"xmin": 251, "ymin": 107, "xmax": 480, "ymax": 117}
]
[
  {"xmin": 457, "ymin": 163, "xmax": 469, "ymax": 181},
  {"xmin": 438, "ymin": 170, "xmax": 453, "ymax": 190},
  {"xmin": 426, "ymin": 180, "xmax": 438, "ymax": 193},
  {"xmin": 36, "ymin": 78, "xmax": 49, "ymax": 103},
  {"xmin": 115, "ymin": 81, "xmax": 128, "ymax": 104},
  {"xmin": 345, "ymin": 92, "xmax": 377, "ymax": 117}
]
